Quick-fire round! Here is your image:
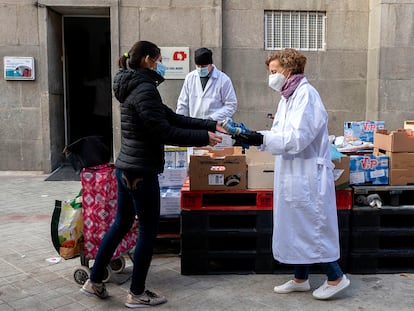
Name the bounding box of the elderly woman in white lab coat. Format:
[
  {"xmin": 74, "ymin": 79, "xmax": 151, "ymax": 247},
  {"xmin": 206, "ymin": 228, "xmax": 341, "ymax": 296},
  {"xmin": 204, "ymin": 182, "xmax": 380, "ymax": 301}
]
[{"xmin": 237, "ymin": 48, "xmax": 350, "ymax": 300}]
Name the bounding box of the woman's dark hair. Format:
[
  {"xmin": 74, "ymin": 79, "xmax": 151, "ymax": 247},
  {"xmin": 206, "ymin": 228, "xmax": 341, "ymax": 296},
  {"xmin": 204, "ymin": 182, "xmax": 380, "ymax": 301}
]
[{"xmin": 118, "ymin": 41, "xmax": 161, "ymax": 70}]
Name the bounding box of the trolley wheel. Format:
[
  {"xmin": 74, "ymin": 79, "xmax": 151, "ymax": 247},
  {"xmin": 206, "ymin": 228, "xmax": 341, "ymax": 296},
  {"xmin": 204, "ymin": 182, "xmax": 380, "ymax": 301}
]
[
  {"xmin": 73, "ymin": 266, "xmax": 90, "ymax": 285},
  {"xmin": 109, "ymin": 256, "xmax": 126, "ymax": 274},
  {"xmin": 102, "ymin": 265, "xmax": 112, "ymax": 283}
]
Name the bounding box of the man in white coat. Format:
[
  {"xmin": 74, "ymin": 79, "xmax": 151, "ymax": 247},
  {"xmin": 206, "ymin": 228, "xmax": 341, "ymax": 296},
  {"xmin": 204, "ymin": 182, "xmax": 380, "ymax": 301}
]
[
  {"xmin": 176, "ymin": 47, "xmax": 237, "ymax": 121},
  {"xmin": 236, "ymin": 48, "xmax": 350, "ymax": 300}
]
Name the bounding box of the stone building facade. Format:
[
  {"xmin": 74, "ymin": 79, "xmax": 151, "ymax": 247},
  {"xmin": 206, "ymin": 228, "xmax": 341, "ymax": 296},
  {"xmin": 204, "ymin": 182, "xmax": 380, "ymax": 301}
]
[{"xmin": 0, "ymin": 0, "xmax": 413, "ymax": 172}]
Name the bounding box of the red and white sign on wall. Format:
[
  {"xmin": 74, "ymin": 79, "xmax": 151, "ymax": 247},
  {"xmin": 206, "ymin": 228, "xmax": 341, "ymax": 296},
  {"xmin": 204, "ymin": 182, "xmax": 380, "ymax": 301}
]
[{"xmin": 160, "ymin": 47, "xmax": 189, "ymax": 79}]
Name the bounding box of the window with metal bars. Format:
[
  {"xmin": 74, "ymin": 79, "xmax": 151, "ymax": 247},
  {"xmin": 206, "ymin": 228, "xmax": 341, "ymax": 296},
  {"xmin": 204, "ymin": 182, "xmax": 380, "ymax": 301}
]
[{"xmin": 265, "ymin": 10, "xmax": 326, "ymax": 51}]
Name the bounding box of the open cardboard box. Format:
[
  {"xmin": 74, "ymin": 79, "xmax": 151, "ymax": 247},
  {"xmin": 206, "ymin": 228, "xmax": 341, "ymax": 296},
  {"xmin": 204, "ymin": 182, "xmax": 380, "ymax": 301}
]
[
  {"xmin": 374, "ymin": 129, "xmax": 414, "ymax": 152},
  {"xmin": 189, "ymin": 147, "xmax": 247, "ymax": 190}
]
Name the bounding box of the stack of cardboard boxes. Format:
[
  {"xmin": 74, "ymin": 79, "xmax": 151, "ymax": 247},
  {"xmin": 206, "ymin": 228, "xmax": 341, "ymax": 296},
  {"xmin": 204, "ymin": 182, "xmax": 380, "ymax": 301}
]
[
  {"xmin": 373, "ymin": 127, "xmax": 414, "ymax": 186},
  {"xmin": 160, "ymin": 146, "xmax": 275, "ymax": 215},
  {"xmin": 340, "ymin": 120, "xmax": 388, "ymax": 186},
  {"xmin": 337, "ymin": 120, "xmax": 414, "ymax": 186},
  {"xmin": 159, "ymin": 146, "xmax": 188, "ymax": 216}
]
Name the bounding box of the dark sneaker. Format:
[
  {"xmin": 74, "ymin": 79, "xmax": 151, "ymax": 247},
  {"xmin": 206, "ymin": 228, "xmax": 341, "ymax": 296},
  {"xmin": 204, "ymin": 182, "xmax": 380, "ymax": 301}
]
[
  {"xmin": 125, "ymin": 290, "xmax": 167, "ymax": 308},
  {"xmin": 80, "ymin": 279, "xmax": 108, "ymax": 299}
]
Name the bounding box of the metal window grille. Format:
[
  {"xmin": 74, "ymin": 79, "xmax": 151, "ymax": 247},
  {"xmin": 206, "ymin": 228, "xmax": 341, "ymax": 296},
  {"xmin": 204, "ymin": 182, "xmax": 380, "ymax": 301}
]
[{"xmin": 265, "ymin": 10, "xmax": 326, "ymax": 51}]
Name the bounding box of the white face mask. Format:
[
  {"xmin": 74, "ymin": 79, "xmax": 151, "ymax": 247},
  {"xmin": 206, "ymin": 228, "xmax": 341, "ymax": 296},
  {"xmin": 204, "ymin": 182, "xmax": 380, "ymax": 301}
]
[{"xmin": 268, "ymin": 73, "xmax": 286, "ymax": 92}]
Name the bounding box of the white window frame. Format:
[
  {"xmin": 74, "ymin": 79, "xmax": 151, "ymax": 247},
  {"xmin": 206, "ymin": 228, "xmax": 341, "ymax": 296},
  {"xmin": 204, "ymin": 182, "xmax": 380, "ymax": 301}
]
[{"xmin": 264, "ymin": 10, "xmax": 326, "ymax": 51}]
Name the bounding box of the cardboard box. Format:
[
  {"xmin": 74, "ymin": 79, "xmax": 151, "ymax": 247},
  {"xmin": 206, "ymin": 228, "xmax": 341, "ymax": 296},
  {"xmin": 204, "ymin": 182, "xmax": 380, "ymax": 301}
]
[
  {"xmin": 164, "ymin": 146, "xmax": 188, "ymax": 168},
  {"xmin": 344, "ymin": 121, "xmax": 385, "ymax": 142},
  {"xmin": 189, "ymin": 147, "xmax": 247, "ymax": 190},
  {"xmin": 404, "ymin": 120, "xmax": 414, "ymax": 130},
  {"xmin": 245, "ymin": 148, "xmax": 275, "ymax": 189},
  {"xmin": 349, "ymin": 154, "xmax": 389, "ymax": 185},
  {"xmin": 160, "ymin": 187, "xmax": 181, "ymax": 216},
  {"xmin": 374, "ymin": 129, "xmax": 414, "ymax": 152},
  {"xmin": 374, "ymin": 148, "xmax": 414, "ymax": 186},
  {"xmin": 333, "ymin": 156, "xmax": 350, "ymax": 188},
  {"xmin": 159, "ymin": 167, "xmax": 188, "ymax": 188}
]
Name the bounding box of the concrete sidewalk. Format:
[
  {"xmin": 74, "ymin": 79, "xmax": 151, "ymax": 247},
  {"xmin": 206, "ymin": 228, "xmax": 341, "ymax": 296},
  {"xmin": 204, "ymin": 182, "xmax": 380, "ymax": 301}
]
[{"xmin": 0, "ymin": 172, "xmax": 413, "ymax": 310}]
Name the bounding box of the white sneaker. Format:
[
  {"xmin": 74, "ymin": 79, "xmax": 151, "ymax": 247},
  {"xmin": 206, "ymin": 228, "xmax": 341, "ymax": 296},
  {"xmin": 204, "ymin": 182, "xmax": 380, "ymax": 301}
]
[
  {"xmin": 312, "ymin": 275, "xmax": 350, "ymax": 300},
  {"xmin": 273, "ymin": 279, "xmax": 311, "ymax": 294}
]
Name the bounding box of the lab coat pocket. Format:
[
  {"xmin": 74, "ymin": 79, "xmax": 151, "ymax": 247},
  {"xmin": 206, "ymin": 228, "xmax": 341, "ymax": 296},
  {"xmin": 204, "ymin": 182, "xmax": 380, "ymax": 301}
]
[{"xmin": 283, "ymin": 175, "xmax": 311, "ymax": 203}]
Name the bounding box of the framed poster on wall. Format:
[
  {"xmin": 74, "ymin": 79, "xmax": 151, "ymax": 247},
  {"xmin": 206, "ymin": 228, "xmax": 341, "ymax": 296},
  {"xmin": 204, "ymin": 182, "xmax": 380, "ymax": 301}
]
[{"xmin": 4, "ymin": 56, "xmax": 35, "ymax": 80}]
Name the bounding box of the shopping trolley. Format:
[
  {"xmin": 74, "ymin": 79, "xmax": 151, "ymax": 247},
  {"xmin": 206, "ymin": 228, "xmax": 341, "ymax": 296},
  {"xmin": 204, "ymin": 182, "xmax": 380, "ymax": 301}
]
[{"xmin": 72, "ymin": 163, "xmax": 138, "ymax": 285}]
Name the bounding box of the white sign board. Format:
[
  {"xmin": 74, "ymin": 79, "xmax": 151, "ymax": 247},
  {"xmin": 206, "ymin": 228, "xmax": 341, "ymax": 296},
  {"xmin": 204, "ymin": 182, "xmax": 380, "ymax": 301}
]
[
  {"xmin": 160, "ymin": 47, "xmax": 189, "ymax": 79},
  {"xmin": 4, "ymin": 56, "xmax": 35, "ymax": 80}
]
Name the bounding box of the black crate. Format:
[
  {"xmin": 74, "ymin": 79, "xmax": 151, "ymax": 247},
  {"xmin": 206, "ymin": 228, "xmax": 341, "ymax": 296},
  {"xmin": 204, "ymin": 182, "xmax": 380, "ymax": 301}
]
[
  {"xmin": 155, "ymin": 216, "xmax": 181, "ymax": 254},
  {"xmin": 349, "ymin": 249, "xmax": 414, "ymax": 273},
  {"xmin": 338, "ymin": 210, "xmax": 351, "ymax": 229},
  {"xmin": 158, "ymin": 216, "xmax": 180, "ymax": 235},
  {"xmin": 181, "ymin": 210, "xmax": 272, "ymax": 234},
  {"xmin": 353, "ymin": 185, "xmax": 414, "ymax": 207},
  {"xmin": 181, "ymin": 231, "xmax": 272, "ymax": 254},
  {"xmin": 351, "ymin": 228, "xmax": 414, "ymax": 251},
  {"xmin": 182, "ymin": 205, "xmax": 349, "ymax": 233},
  {"xmin": 349, "ymin": 203, "xmax": 414, "ymax": 273},
  {"xmin": 338, "ymin": 230, "xmax": 350, "ymax": 273},
  {"xmin": 181, "ymin": 209, "xmax": 350, "ymax": 274},
  {"xmin": 181, "ymin": 251, "xmax": 274, "ymax": 275},
  {"xmin": 352, "ymin": 206, "xmax": 414, "ymax": 228}
]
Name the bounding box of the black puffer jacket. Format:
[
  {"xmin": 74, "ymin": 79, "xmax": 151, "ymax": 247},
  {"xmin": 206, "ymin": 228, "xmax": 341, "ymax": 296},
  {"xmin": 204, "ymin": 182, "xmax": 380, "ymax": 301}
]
[{"xmin": 113, "ymin": 68, "xmax": 216, "ymax": 174}]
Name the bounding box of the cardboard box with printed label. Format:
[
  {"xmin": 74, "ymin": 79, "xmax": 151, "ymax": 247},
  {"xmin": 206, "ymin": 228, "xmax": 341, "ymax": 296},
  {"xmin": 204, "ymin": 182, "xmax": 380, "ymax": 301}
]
[
  {"xmin": 189, "ymin": 147, "xmax": 247, "ymax": 190},
  {"xmin": 344, "ymin": 120, "xmax": 385, "ymax": 142},
  {"xmin": 374, "ymin": 129, "xmax": 414, "ymax": 152},
  {"xmin": 349, "ymin": 154, "xmax": 389, "ymax": 185},
  {"xmin": 245, "ymin": 148, "xmax": 274, "ymax": 189}
]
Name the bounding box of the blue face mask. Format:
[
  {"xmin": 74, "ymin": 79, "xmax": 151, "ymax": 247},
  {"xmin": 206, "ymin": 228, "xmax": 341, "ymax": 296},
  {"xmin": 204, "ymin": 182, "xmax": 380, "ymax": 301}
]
[
  {"xmin": 197, "ymin": 67, "xmax": 209, "ymax": 77},
  {"xmin": 156, "ymin": 62, "xmax": 166, "ymax": 77}
]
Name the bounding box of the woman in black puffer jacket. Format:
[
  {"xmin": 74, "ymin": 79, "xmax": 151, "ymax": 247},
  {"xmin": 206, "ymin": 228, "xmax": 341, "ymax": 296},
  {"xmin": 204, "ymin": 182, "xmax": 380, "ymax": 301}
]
[{"xmin": 81, "ymin": 41, "xmax": 225, "ymax": 308}]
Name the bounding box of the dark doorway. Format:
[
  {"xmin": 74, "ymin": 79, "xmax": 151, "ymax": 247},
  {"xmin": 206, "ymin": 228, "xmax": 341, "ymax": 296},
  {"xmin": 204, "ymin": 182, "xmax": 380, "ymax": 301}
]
[{"xmin": 63, "ymin": 16, "xmax": 112, "ymax": 152}]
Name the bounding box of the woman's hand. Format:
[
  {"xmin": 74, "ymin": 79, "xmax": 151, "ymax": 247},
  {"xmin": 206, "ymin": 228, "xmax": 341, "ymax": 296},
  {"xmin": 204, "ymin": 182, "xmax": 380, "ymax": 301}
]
[{"xmin": 208, "ymin": 132, "xmax": 223, "ymax": 146}]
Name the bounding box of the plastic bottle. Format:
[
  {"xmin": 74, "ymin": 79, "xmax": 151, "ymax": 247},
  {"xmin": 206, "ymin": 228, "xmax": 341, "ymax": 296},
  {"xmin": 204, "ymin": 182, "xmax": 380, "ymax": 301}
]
[{"xmin": 222, "ymin": 118, "xmax": 250, "ymax": 136}]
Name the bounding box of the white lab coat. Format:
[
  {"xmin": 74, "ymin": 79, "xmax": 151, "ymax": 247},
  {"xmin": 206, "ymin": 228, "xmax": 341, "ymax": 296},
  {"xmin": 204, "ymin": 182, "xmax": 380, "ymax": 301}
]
[
  {"xmin": 260, "ymin": 77, "xmax": 340, "ymax": 264},
  {"xmin": 176, "ymin": 65, "xmax": 237, "ymax": 121}
]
